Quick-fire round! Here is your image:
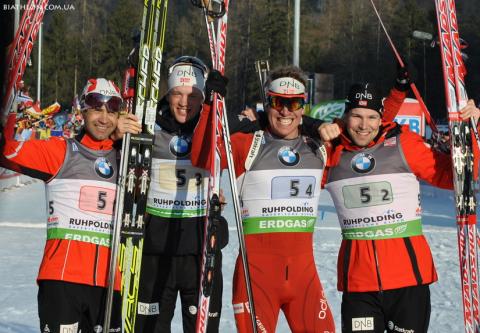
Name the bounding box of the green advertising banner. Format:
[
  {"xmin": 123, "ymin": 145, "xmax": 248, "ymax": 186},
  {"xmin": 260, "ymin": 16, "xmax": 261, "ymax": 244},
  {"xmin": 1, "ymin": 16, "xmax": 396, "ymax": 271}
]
[{"xmin": 306, "ymin": 100, "xmax": 345, "ymax": 122}]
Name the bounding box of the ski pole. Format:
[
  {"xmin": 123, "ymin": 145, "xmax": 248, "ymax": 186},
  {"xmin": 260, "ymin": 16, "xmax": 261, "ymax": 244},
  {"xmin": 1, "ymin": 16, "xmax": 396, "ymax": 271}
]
[{"xmin": 368, "ymin": 0, "xmax": 438, "ymax": 133}]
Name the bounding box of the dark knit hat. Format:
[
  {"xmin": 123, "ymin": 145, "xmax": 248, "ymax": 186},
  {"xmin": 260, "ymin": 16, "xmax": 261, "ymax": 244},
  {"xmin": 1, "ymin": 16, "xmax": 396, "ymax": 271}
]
[{"xmin": 345, "ymin": 82, "xmax": 383, "ymax": 114}]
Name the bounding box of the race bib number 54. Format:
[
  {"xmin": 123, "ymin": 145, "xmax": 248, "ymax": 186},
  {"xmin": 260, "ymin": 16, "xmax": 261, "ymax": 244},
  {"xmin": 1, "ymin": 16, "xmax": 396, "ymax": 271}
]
[{"xmin": 271, "ymin": 176, "xmax": 316, "ymax": 199}]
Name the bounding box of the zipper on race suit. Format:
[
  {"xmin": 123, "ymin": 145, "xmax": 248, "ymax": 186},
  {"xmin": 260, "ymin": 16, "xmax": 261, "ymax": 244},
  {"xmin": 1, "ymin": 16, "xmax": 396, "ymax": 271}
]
[
  {"xmin": 372, "ymin": 240, "xmax": 383, "ymax": 292},
  {"xmin": 93, "ymin": 244, "xmax": 99, "ymax": 285}
]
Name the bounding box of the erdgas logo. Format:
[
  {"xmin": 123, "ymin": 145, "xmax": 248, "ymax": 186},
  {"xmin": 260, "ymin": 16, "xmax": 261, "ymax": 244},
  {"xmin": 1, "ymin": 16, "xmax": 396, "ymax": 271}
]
[
  {"xmin": 277, "ymin": 146, "xmax": 300, "ymax": 166},
  {"xmin": 94, "ymin": 157, "xmax": 114, "ymax": 179},
  {"xmin": 351, "ymin": 152, "xmax": 375, "ymax": 174},
  {"xmin": 169, "ymin": 135, "xmax": 191, "ymax": 157}
]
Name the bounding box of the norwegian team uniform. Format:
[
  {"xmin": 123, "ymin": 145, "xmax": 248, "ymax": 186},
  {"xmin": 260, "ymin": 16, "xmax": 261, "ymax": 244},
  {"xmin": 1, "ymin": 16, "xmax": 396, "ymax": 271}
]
[
  {"xmin": 0, "ymin": 114, "xmax": 122, "ymax": 333},
  {"xmin": 191, "ymin": 99, "xmax": 336, "ymax": 333},
  {"xmin": 134, "ymin": 103, "xmax": 228, "ymax": 333},
  {"xmin": 325, "ymin": 122, "xmax": 454, "ymax": 333}
]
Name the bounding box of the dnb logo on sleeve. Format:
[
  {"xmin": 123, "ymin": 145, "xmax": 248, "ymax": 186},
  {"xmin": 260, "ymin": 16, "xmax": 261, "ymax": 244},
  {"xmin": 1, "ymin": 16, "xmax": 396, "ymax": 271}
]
[
  {"xmin": 278, "ymin": 146, "xmax": 300, "ymax": 166},
  {"xmin": 351, "ymin": 153, "xmax": 375, "ymax": 174},
  {"xmin": 94, "ymin": 157, "xmax": 114, "ymax": 179},
  {"xmin": 169, "ymin": 135, "xmax": 191, "ymax": 157}
]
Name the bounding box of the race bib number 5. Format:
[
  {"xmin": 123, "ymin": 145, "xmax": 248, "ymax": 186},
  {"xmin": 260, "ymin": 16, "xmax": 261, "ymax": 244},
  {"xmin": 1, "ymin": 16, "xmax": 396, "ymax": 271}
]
[{"xmin": 79, "ymin": 186, "xmax": 115, "ymax": 214}]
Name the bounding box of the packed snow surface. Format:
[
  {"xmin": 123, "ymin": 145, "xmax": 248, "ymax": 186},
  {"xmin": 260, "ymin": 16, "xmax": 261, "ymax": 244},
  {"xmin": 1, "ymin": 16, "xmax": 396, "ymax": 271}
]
[{"xmin": 0, "ymin": 174, "xmax": 466, "ymax": 332}]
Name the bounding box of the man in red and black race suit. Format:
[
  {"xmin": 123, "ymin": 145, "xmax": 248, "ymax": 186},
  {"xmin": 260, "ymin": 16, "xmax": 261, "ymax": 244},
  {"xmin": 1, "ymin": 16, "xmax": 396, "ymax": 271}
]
[
  {"xmin": 0, "ymin": 78, "xmax": 141, "ymax": 333},
  {"xmin": 323, "ymin": 82, "xmax": 480, "ymax": 333},
  {"xmin": 191, "ymin": 66, "xmax": 337, "ymax": 333}
]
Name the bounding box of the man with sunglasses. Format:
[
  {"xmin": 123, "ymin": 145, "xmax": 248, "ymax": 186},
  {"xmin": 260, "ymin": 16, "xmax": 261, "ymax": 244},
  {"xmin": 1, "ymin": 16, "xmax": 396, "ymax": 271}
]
[
  {"xmin": 191, "ymin": 65, "xmax": 336, "ymax": 333},
  {"xmin": 0, "ymin": 78, "xmax": 141, "ymax": 333},
  {"xmin": 134, "ymin": 56, "xmax": 229, "ymax": 333},
  {"xmin": 324, "ymin": 82, "xmax": 480, "ymax": 333}
]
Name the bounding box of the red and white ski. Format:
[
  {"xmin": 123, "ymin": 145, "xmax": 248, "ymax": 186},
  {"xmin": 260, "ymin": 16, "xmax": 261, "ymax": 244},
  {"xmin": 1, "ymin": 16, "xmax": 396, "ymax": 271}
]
[
  {"xmin": 435, "ymin": 1, "xmax": 479, "ymax": 332},
  {"xmin": 192, "ymin": 1, "xmax": 258, "ymax": 332},
  {"xmin": 193, "ymin": 1, "xmax": 228, "ymax": 332},
  {"xmin": 1, "ymin": 0, "xmax": 48, "ymax": 122}
]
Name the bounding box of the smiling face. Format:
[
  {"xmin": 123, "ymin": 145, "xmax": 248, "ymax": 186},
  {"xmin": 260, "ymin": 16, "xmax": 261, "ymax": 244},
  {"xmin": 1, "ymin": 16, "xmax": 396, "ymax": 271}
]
[
  {"xmin": 345, "ymin": 107, "xmax": 382, "ymax": 147},
  {"xmin": 82, "ymin": 105, "xmax": 118, "ymax": 141},
  {"xmin": 267, "ymin": 103, "xmax": 304, "ymax": 139},
  {"xmin": 263, "ymin": 67, "xmax": 308, "ymax": 139},
  {"xmin": 167, "ymin": 85, "xmax": 204, "ymax": 123}
]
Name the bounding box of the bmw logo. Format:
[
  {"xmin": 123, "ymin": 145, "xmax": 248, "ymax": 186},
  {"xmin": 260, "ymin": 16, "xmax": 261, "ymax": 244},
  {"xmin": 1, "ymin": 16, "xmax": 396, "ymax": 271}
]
[
  {"xmin": 169, "ymin": 135, "xmax": 191, "ymax": 157},
  {"xmin": 278, "ymin": 146, "xmax": 300, "ymax": 166},
  {"xmin": 94, "ymin": 157, "xmax": 114, "ymax": 179},
  {"xmin": 351, "ymin": 152, "xmax": 375, "ymax": 174}
]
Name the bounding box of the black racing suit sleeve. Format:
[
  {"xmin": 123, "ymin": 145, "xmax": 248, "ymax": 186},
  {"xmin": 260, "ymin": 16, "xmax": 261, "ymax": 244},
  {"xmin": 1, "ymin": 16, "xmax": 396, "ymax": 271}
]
[
  {"xmin": 301, "ymin": 115, "xmax": 324, "ymax": 139},
  {"xmin": 227, "ymin": 108, "xmax": 262, "ymax": 134}
]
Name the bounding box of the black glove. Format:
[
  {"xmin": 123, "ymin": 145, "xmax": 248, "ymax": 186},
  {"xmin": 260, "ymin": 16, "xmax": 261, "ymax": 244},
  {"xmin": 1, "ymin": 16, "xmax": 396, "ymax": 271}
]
[
  {"xmin": 212, "ymin": 215, "xmax": 229, "ymax": 250},
  {"xmin": 395, "ymin": 64, "xmax": 411, "ymax": 92},
  {"xmin": 205, "ymin": 70, "xmax": 228, "ymax": 103}
]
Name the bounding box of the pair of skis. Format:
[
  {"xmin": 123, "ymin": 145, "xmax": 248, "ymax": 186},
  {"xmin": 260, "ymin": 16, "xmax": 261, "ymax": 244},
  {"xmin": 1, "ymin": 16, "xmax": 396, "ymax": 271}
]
[
  {"xmin": 191, "ymin": 1, "xmax": 258, "ymax": 332},
  {"xmin": 104, "ymin": 0, "xmax": 168, "ymax": 332},
  {"xmin": 434, "ymin": 1, "xmax": 480, "ymax": 332},
  {"xmin": 1, "ymin": 0, "xmax": 48, "ymax": 125}
]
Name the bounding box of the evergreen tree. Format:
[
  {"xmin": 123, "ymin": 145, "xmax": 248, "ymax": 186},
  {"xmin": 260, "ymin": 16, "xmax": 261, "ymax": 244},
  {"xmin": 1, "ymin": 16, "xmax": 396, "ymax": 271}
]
[{"xmin": 16, "ymin": 0, "xmax": 480, "ymax": 119}]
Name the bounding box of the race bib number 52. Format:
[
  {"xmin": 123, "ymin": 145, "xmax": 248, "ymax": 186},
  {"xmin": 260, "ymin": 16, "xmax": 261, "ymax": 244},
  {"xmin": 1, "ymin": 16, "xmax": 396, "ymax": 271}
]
[{"xmin": 342, "ymin": 181, "xmax": 393, "ymax": 209}]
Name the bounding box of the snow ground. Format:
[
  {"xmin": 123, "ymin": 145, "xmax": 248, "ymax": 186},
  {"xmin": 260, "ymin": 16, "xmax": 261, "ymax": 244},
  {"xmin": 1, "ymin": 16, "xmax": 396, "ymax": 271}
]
[{"xmin": 0, "ymin": 174, "xmax": 465, "ymax": 333}]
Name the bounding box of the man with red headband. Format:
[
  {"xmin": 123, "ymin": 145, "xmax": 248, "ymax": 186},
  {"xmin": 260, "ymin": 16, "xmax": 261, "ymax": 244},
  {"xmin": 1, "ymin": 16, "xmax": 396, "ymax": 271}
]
[
  {"xmin": 191, "ymin": 66, "xmax": 336, "ymax": 333},
  {"xmin": 0, "ymin": 78, "xmax": 141, "ymax": 333},
  {"xmin": 324, "ymin": 82, "xmax": 480, "ymax": 333}
]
